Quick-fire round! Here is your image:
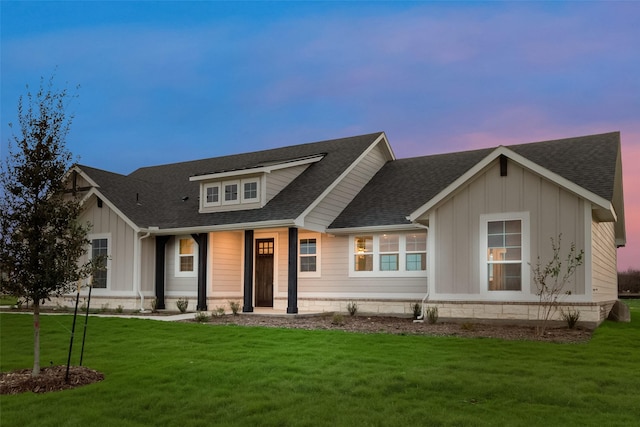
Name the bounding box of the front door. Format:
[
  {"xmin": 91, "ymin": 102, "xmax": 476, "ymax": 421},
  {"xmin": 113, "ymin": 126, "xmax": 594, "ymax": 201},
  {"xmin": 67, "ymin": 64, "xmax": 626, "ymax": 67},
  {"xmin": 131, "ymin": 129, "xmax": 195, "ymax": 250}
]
[{"xmin": 255, "ymin": 239, "xmax": 274, "ymax": 307}]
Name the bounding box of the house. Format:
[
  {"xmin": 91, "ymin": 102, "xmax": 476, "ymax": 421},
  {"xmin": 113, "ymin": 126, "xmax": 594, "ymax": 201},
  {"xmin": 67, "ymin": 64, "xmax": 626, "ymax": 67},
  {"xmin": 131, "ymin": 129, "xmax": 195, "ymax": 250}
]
[{"xmin": 61, "ymin": 131, "xmax": 626, "ymax": 326}]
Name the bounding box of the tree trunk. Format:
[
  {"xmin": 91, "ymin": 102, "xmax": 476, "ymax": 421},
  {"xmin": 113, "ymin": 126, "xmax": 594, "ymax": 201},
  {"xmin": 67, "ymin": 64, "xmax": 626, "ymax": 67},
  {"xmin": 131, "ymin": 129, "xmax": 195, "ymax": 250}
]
[{"xmin": 32, "ymin": 301, "xmax": 41, "ymax": 377}]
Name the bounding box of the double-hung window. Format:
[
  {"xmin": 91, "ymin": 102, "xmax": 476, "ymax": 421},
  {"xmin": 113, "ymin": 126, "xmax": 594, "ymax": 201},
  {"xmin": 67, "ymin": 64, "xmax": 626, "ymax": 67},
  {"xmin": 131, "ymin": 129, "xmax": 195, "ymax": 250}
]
[
  {"xmin": 176, "ymin": 236, "xmax": 197, "ymax": 277},
  {"xmin": 299, "ymin": 233, "xmax": 321, "ymax": 277},
  {"xmin": 379, "ymin": 234, "xmax": 399, "ymax": 271},
  {"xmin": 405, "ymin": 233, "xmax": 427, "ymax": 271},
  {"xmin": 481, "ymin": 213, "xmax": 529, "ymax": 293}
]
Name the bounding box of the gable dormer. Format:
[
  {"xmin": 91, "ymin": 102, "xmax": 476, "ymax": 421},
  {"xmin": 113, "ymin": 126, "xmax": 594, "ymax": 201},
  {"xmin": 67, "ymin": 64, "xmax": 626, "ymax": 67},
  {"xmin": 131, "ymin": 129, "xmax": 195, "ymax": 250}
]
[{"xmin": 189, "ymin": 154, "xmax": 325, "ymax": 213}]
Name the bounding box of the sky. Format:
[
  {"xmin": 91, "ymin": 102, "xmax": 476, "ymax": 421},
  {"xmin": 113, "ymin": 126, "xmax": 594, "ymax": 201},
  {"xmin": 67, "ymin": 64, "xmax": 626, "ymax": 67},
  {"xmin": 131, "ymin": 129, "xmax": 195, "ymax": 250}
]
[{"xmin": 1, "ymin": 1, "xmax": 638, "ymax": 270}]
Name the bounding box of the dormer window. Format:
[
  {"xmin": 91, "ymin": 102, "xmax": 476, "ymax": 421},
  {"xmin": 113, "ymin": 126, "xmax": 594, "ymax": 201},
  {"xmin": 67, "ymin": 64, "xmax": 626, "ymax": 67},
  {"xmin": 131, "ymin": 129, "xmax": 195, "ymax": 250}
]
[
  {"xmin": 206, "ymin": 185, "xmax": 219, "ymax": 204},
  {"xmin": 242, "ymin": 179, "xmax": 259, "ymax": 203},
  {"xmin": 224, "ymin": 182, "xmax": 239, "ymax": 204}
]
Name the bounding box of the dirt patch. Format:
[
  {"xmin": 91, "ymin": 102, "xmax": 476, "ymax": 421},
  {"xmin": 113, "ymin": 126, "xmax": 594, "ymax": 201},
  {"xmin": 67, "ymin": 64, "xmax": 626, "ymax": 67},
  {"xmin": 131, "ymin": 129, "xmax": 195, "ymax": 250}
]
[
  {"xmin": 0, "ymin": 365, "xmax": 104, "ymax": 395},
  {"xmin": 195, "ymin": 313, "xmax": 593, "ymax": 344}
]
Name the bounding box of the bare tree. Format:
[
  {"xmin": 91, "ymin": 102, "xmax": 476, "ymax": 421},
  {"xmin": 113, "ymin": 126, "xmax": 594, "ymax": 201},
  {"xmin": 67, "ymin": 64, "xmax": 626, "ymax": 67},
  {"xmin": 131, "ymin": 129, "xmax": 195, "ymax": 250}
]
[
  {"xmin": 0, "ymin": 76, "xmax": 97, "ymax": 376},
  {"xmin": 531, "ymin": 235, "xmax": 584, "ymax": 336}
]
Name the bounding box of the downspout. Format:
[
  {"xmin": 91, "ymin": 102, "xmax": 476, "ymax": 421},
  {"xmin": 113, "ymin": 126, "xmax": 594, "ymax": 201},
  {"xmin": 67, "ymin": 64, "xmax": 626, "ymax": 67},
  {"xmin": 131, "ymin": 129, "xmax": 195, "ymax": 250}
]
[
  {"xmin": 412, "ymin": 223, "xmax": 430, "ymax": 322},
  {"xmin": 134, "ymin": 231, "xmax": 152, "ymax": 312}
]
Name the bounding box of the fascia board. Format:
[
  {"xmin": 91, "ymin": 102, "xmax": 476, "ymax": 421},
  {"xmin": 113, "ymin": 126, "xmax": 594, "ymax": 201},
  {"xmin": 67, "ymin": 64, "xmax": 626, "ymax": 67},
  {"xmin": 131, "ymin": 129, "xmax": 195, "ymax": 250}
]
[
  {"xmin": 328, "ymin": 223, "xmax": 425, "ymax": 235},
  {"xmin": 68, "ymin": 165, "xmax": 100, "ymax": 188},
  {"xmin": 143, "ymin": 219, "xmax": 296, "ymax": 236},
  {"xmin": 80, "ymin": 188, "xmax": 141, "ymax": 233},
  {"xmin": 408, "ymin": 146, "xmax": 614, "ymax": 222},
  {"xmin": 189, "ymin": 155, "xmax": 324, "ymax": 182},
  {"xmin": 295, "ymin": 133, "xmax": 393, "ymax": 224}
]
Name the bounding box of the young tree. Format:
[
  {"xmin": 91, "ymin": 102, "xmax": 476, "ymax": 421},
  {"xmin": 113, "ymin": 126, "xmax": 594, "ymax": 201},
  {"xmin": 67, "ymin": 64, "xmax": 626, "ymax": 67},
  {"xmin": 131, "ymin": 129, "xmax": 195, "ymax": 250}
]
[
  {"xmin": 0, "ymin": 76, "xmax": 96, "ymax": 377},
  {"xmin": 531, "ymin": 234, "xmax": 584, "ymax": 336}
]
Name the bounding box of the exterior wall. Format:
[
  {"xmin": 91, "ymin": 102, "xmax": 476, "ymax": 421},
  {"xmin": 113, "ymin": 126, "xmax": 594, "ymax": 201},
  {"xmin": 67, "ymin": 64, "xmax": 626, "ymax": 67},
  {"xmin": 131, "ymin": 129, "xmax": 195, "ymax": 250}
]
[
  {"xmin": 304, "ymin": 142, "xmax": 389, "ymax": 230},
  {"xmin": 432, "ymin": 159, "xmax": 586, "ymax": 299},
  {"xmin": 591, "ymin": 219, "xmax": 618, "ymax": 302},
  {"xmin": 140, "ymin": 237, "xmax": 155, "ymax": 294},
  {"xmin": 80, "ymin": 196, "xmax": 136, "ymax": 293},
  {"xmin": 297, "ymin": 234, "xmax": 428, "ymax": 299},
  {"xmin": 265, "ymin": 165, "xmax": 309, "ymax": 202},
  {"xmin": 209, "ymin": 230, "xmax": 244, "ymax": 297},
  {"xmin": 165, "ymin": 236, "xmax": 197, "ymax": 297}
]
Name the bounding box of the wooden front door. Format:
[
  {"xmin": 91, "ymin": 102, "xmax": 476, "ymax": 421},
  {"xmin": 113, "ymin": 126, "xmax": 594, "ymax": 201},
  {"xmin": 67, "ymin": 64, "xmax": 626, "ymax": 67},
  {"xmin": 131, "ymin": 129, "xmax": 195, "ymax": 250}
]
[{"xmin": 255, "ymin": 239, "xmax": 274, "ymax": 307}]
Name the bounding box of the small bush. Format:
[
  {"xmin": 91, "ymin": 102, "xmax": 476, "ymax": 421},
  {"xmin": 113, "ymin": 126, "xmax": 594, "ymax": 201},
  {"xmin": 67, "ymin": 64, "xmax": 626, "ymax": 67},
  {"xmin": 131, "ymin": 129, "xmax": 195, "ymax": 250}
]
[
  {"xmin": 561, "ymin": 308, "xmax": 581, "ymax": 329},
  {"xmin": 116, "ymin": 305, "xmax": 124, "ymax": 313},
  {"xmin": 412, "ymin": 302, "xmax": 422, "ymax": 320},
  {"xmin": 332, "ymin": 313, "xmax": 345, "ymax": 326},
  {"xmin": 229, "ymin": 300, "xmax": 241, "ymax": 315},
  {"xmin": 426, "ymin": 306, "xmax": 438, "ymax": 324},
  {"xmin": 176, "ymin": 298, "xmax": 188, "ymax": 313},
  {"xmin": 194, "ymin": 311, "xmax": 210, "ymax": 322},
  {"xmin": 99, "ymin": 303, "xmax": 110, "ymax": 313},
  {"xmin": 150, "ymin": 297, "xmax": 158, "ymax": 313},
  {"xmin": 346, "ymin": 301, "xmax": 358, "ymax": 316},
  {"xmin": 212, "ymin": 306, "xmax": 226, "ymax": 317}
]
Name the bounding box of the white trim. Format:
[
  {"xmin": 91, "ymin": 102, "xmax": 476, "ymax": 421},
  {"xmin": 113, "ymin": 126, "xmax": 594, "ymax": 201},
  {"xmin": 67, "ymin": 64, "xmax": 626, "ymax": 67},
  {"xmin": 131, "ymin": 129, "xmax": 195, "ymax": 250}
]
[
  {"xmin": 80, "ymin": 188, "xmax": 141, "ymax": 233},
  {"xmin": 189, "ymin": 155, "xmax": 325, "ymax": 181},
  {"xmin": 348, "ymin": 232, "xmax": 428, "ymax": 278},
  {"xmin": 174, "ymin": 236, "xmax": 198, "ymax": 278},
  {"xmin": 409, "ymin": 146, "xmax": 615, "ymax": 222},
  {"xmin": 295, "ymin": 132, "xmax": 394, "ymax": 227},
  {"xmin": 222, "ymin": 181, "xmax": 240, "ymax": 205},
  {"xmin": 88, "ymin": 233, "xmax": 111, "ymax": 290},
  {"xmin": 298, "ymin": 232, "xmax": 321, "ymax": 278},
  {"xmin": 478, "ymin": 212, "xmax": 530, "ymax": 300},
  {"xmin": 202, "ymin": 182, "xmax": 221, "ymax": 207},
  {"xmin": 329, "ymin": 223, "xmax": 424, "ymax": 235},
  {"xmin": 145, "ymin": 219, "xmax": 295, "ymax": 236},
  {"xmin": 69, "ymin": 165, "xmax": 100, "ymax": 188},
  {"xmin": 584, "ymin": 202, "xmax": 593, "ymax": 299}
]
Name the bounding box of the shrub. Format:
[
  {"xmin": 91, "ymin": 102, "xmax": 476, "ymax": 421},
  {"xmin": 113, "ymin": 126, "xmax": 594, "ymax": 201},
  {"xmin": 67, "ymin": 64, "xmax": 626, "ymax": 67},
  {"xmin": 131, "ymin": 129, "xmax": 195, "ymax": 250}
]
[
  {"xmin": 212, "ymin": 306, "xmax": 226, "ymax": 317},
  {"xmin": 346, "ymin": 301, "xmax": 358, "ymax": 316},
  {"xmin": 412, "ymin": 302, "xmax": 422, "ymax": 320},
  {"xmin": 194, "ymin": 311, "xmax": 210, "ymax": 322},
  {"xmin": 426, "ymin": 306, "xmax": 438, "ymax": 324},
  {"xmin": 229, "ymin": 300, "xmax": 241, "ymax": 315},
  {"xmin": 176, "ymin": 298, "xmax": 188, "ymax": 313},
  {"xmin": 332, "ymin": 313, "xmax": 345, "ymax": 326},
  {"xmin": 561, "ymin": 308, "xmax": 581, "ymax": 329},
  {"xmin": 100, "ymin": 303, "xmax": 110, "ymax": 312},
  {"xmin": 461, "ymin": 322, "xmax": 475, "ymax": 331},
  {"xmin": 618, "ymin": 269, "xmax": 640, "ymax": 294},
  {"xmin": 116, "ymin": 305, "xmax": 124, "ymax": 313},
  {"xmin": 150, "ymin": 297, "xmax": 158, "ymax": 313}
]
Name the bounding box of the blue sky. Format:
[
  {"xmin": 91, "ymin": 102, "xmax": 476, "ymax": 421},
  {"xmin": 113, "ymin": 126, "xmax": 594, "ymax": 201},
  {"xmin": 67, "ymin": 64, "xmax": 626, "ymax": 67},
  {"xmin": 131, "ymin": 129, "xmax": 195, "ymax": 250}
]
[{"xmin": 1, "ymin": 1, "xmax": 639, "ymax": 269}]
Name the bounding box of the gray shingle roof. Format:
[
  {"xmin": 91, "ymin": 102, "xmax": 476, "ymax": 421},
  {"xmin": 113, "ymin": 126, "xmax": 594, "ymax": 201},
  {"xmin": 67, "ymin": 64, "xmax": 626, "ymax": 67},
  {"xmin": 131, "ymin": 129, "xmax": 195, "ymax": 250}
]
[
  {"xmin": 80, "ymin": 132, "xmax": 384, "ymax": 229},
  {"xmin": 329, "ymin": 132, "xmax": 621, "ymax": 229}
]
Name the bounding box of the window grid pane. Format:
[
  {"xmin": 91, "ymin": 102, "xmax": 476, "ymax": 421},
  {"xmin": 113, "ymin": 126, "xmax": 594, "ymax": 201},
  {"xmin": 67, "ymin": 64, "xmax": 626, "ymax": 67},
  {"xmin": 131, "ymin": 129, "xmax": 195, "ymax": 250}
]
[
  {"xmin": 92, "ymin": 238, "xmax": 108, "ymax": 288},
  {"xmin": 225, "ymin": 184, "xmax": 238, "ymax": 201},
  {"xmin": 487, "ymin": 220, "xmax": 522, "ymax": 291},
  {"xmin": 206, "ymin": 186, "xmax": 219, "ymax": 203},
  {"xmin": 244, "ymin": 182, "xmax": 257, "ymax": 199},
  {"xmin": 380, "ymin": 254, "xmax": 399, "ymax": 271}
]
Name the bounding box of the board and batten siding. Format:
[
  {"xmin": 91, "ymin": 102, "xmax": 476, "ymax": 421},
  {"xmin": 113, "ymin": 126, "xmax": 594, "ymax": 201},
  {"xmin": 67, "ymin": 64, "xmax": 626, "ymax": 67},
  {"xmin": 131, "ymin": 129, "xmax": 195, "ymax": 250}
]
[
  {"xmin": 140, "ymin": 237, "xmax": 155, "ymax": 294},
  {"xmin": 303, "ymin": 142, "xmax": 389, "ymax": 230},
  {"xmin": 80, "ymin": 196, "xmax": 135, "ymax": 292},
  {"xmin": 591, "ymin": 219, "xmax": 618, "ymax": 302},
  {"xmin": 431, "ymin": 159, "xmax": 586, "ymax": 297},
  {"xmin": 298, "ymin": 234, "xmax": 427, "ymax": 298},
  {"xmin": 209, "ymin": 231, "xmax": 243, "ymax": 296},
  {"xmin": 165, "ymin": 236, "xmax": 197, "ymax": 296},
  {"xmin": 265, "ymin": 165, "xmax": 309, "ymax": 203}
]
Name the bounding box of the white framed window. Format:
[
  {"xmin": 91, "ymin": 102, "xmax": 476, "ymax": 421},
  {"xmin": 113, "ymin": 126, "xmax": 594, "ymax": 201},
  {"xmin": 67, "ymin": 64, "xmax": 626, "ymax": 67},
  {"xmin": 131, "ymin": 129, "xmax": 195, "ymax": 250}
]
[
  {"xmin": 223, "ymin": 181, "xmax": 240, "ymax": 205},
  {"xmin": 480, "ymin": 212, "xmax": 529, "ymax": 294},
  {"xmin": 241, "ymin": 179, "xmax": 260, "ymax": 203},
  {"xmin": 89, "ymin": 233, "xmax": 110, "ymax": 289},
  {"xmin": 299, "ymin": 233, "xmax": 321, "ymax": 277},
  {"xmin": 203, "ymin": 183, "xmax": 221, "ymax": 207},
  {"xmin": 350, "ymin": 232, "xmax": 427, "ymax": 276},
  {"xmin": 175, "ymin": 236, "xmax": 197, "ymax": 277}
]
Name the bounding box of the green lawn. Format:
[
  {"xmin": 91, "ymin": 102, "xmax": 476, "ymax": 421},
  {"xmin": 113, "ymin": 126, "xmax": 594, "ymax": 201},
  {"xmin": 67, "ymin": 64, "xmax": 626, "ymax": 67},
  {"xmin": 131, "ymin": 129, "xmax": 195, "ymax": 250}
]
[{"xmin": 2, "ymin": 302, "xmax": 640, "ymax": 427}]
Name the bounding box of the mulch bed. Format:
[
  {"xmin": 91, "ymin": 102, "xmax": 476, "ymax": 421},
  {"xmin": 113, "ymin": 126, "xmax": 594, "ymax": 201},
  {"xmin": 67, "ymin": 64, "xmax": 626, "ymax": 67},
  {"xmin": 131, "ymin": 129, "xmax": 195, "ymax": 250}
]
[{"xmin": 0, "ymin": 365, "xmax": 104, "ymax": 395}]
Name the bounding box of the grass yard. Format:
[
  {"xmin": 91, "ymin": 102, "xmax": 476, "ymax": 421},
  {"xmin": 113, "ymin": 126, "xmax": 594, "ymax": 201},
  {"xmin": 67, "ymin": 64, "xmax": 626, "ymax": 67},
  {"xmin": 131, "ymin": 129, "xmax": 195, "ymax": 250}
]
[{"xmin": 2, "ymin": 302, "xmax": 640, "ymax": 427}]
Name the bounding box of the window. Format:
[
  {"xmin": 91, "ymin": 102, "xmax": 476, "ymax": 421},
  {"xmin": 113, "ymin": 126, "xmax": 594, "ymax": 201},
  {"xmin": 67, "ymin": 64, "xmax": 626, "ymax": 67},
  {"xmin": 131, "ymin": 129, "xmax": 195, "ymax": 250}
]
[
  {"xmin": 379, "ymin": 234, "xmax": 399, "ymax": 271},
  {"xmin": 406, "ymin": 233, "xmax": 427, "ymax": 271},
  {"xmin": 175, "ymin": 236, "xmax": 197, "ymax": 277},
  {"xmin": 354, "ymin": 236, "xmax": 373, "ymax": 271},
  {"xmin": 487, "ymin": 220, "xmax": 522, "ymax": 290},
  {"xmin": 91, "ymin": 237, "xmax": 108, "ymax": 288},
  {"xmin": 298, "ymin": 233, "xmax": 321, "ymax": 277},
  {"xmin": 243, "ymin": 181, "xmax": 258, "ymax": 201},
  {"xmin": 206, "ymin": 186, "xmax": 219, "ymax": 204},
  {"xmin": 224, "ymin": 183, "xmax": 238, "ymax": 203},
  {"xmin": 480, "ymin": 213, "xmax": 529, "ymax": 294},
  {"xmin": 351, "ymin": 232, "xmax": 427, "ymax": 276}
]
